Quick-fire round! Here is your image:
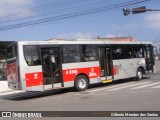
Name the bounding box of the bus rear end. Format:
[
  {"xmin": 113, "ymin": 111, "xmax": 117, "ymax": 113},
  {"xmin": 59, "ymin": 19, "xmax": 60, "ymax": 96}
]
[{"xmin": 6, "ymin": 43, "xmax": 20, "ymax": 90}]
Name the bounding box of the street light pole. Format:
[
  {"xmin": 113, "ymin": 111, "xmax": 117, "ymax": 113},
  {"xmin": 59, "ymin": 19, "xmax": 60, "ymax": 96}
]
[
  {"xmin": 146, "ymin": 9, "xmax": 160, "ymax": 11},
  {"xmin": 123, "ymin": 6, "xmax": 160, "ymax": 60},
  {"xmin": 123, "ymin": 6, "xmax": 160, "ymax": 16}
]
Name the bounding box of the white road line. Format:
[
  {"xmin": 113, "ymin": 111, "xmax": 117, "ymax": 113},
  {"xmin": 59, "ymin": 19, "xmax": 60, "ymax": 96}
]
[
  {"xmin": 151, "ymin": 85, "xmax": 160, "ymax": 88},
  {"xmin": 88, "ymin": 81, "xmax": 149, "ymax": 92},
  {"xmin": 88, "ymin": 82, "xmax": 135, "ymax": 92},
  {"xmin": 131, "ymin": 82, "xmax": 160, "ymax": 89},
  {"xmin": 106, "ymin": 82, "xmax": 150, "ymax": 91},
  {"xmin": 130, "ymin": 91, "xmax": 151, "ymax": 94}
]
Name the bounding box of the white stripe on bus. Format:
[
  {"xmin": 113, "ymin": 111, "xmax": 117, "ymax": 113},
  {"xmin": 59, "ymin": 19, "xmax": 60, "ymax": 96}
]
[{"xmin": 62, "ymin": 61, "xmax": 99, "ymax": 70}]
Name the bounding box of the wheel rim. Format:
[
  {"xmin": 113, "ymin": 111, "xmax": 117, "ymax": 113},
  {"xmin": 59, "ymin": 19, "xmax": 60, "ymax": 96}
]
[
  {"xmin": 138, "ymin": 71, "xmax": 142, "ymax": 79},
  {"xmin": 78, "ymin": 78, "xmax": 86, "ymax": 89}
]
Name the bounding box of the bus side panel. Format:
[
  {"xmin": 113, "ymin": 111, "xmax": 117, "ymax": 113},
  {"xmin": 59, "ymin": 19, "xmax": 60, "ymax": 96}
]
[
  {"xmin": 62, "ymin": 61, "xmax": 101, "ymax": 87},
  {"xmin": 113, "ymin": 58, "xmax": 146, "ymax": 80},
  {"xmin": 22, "ymin": 66, "xmax": 44, "ymax": 91},
  {"xmin": 25, "ymin": 72, "xmax": 43, "ymax": 87},
  {"xmin": 18, "ymin": 43, "xmax": 44, "ymax": 91},
  {"xmin": 7, "ymin": 43, "xmax": 19, "ymax": 90}
]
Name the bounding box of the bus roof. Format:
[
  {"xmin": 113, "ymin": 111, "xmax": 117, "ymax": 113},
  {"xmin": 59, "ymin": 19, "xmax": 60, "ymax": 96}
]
[{"xmin": 16, "ymin": 39, "xmax": 153, "ymax": 45}]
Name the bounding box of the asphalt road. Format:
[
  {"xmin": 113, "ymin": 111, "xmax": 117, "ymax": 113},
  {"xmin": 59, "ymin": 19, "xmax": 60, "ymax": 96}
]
[{"xmin": 0, "ymin": 72, "xmax": 160, "ymax": 120}]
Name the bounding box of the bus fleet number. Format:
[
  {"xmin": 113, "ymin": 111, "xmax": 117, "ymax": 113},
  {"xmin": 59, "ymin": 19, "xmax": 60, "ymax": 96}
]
[{"xmin": 66, "ymin": 70, "xmax": 78, "ymax": 75}]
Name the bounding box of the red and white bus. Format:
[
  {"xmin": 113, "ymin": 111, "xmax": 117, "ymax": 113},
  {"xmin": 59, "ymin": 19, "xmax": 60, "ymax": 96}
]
[{"xmin": 6, "ymin": 39, "xmax": 155, "ymax": 91}]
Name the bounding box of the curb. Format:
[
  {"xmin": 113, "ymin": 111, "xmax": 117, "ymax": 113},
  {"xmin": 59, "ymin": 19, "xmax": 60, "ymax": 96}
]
[{"xmin": 0, "ymin": 89, "xmax": 13, "ymax": 94}]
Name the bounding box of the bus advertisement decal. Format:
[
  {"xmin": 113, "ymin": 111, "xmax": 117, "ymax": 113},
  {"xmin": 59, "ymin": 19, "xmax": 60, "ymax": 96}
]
[
  {"xmin": 7, "ymin": 62, "xmax": 17, "ymax": 83},
  {"xmin": 63, "ymin": 66, "xmax": 100, "ymax": 82},
  {"xmin": 25, "ymin": 72, "xmax": 43, "ymax": 87}
]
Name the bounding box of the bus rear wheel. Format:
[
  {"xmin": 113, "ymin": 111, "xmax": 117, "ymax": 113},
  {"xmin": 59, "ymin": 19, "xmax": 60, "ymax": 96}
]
[
  {"xmin": 74, "ymin": 75, "xmax": 89, "ymax": 91},
  {"xmin": 136, "ymin": 68, "xmax": 143, "ymax": 80}
]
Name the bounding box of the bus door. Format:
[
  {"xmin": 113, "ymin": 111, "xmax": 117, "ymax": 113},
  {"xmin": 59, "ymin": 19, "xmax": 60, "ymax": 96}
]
[
  {"xmin": 144, "ymin": 45, "xmax": 154, "ymax": 72},
  {"xmin": 41, "ymin": 47, "xmax": 62, "ymax": 90},
  {"xmin": 98, "ymin": 47, "xmax": 113, "ymax": 80}
]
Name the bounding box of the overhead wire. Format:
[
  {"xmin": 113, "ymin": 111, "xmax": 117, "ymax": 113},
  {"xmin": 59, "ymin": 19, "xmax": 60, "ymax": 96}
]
[
  {"xmin": 0, "ymin": 0, "xmax": 150, "ymax": 23},
  {"xmin": 0, "ymin": 0, "xmax": 80, "ymax": 21},
  {"xmin": 0, "ymin": 0, "xmax": 154, "ymax": 31},
  {"xmin": 0, "ymin": 0, "xmax": 103, "ymax": 23},
  {"xmin": 0, "ymin": 0, "xmax": 148, "ymax": 23}
]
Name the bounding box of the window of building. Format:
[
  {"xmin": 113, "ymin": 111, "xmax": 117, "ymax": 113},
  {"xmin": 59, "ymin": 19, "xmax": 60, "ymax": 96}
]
[{"xmin": 24, "ymin": 46, "xmax": 41, "ymax": 66}]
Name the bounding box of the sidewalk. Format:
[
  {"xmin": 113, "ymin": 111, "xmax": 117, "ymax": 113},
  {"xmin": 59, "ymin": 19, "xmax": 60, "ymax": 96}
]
[
  {"xmin": 0, "ymin": 81, "xmax": 24, "ymax": 96},
  {"xmin": 0, "ymin": 81, "xmax": 13, "ymax": 93}
]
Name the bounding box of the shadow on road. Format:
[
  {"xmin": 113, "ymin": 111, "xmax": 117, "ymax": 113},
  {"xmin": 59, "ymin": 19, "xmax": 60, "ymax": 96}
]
[
  {"xmin": 88, "ymin": 76, "xmax": 150, "ymax": 90},
  {"xmin": 0, "ymin": 76, "xmax": 151, "ymax": 101},
  {"xmin": 0, "ymin": 89, "xmax": 72, "ymax": 101}
]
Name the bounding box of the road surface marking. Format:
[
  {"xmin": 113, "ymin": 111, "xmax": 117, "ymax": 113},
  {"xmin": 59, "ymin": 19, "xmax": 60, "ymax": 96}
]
[
  {"xmin": 106, "ymin": 82, "xmax": 150, "ymax": 91},
  {"xmin": 130, "ymin": 91, "xmax": 151, "ymax": 94},
  {"xmin": 88, "ymin": 81, "xmax": 150, "ymax": 92},
  {"xmin": 131, "ymin": 81, "xmax": 160, "ymax": 89},
  {"xmin": 151, "ymin": 85, "xmax": 160, "ymax": 88},
  {"xmin": 88, "ymin": 81, "xmax": 136, "ymax": 92}
]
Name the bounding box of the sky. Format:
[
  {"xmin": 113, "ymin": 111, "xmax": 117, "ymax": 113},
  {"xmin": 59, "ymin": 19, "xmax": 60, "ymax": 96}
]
[{"xmin": 0, "ymin": 0, "xmax": 159, "ymax": 42}]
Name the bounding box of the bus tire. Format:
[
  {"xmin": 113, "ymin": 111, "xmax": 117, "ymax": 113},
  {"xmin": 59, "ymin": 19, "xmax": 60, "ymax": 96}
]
[
  {"xmin": 74, "ymin": 75, "xmax": 89, "ymax": 91},
  {"xmin": 136, "ymin": 68, "xmax": 143, "ymax": 80}
]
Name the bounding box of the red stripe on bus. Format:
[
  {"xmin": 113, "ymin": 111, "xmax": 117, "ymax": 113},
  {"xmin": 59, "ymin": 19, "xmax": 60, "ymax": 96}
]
[
  {"xmin": 113, "ymin": 65, "xmax": 117, "ymax": 75},
  {"xmin": 63, "ymin": 66, "xmax": 100, "ymax": 82},
  {"xmin": 25, "ymin": 72, "xmax": 43, "ymax": 87}
]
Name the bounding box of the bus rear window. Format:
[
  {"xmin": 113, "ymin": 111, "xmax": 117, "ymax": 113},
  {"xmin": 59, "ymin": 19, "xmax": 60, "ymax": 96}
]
[
  {"xmin": 7, "ymin": 45, "xmax": 17, "ymax": 62},
  {"xmin": 24, "ymin": 46, "xmax": 41, "ymax": 66}
]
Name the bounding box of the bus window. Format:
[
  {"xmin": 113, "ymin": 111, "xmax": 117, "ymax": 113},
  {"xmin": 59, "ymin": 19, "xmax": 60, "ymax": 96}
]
[
  {"xmin": 6, "ymin": 44, "xmax": 17, "ymax": 84},
  {"xmin": 7, "ymin": 45, "xmax": 17, "ymax": 62},
  {"xmin": 82, "ymin": 45, "xmax": 97, "ymax": 62},
  {"xmin": 113, "ymin": 45, "xmax": 144, "ymax": 59},
  {"xmin": 63, "ymin": 45, "xmax": 81, "ymax": 63},
  {"xmin": 144, "ymin": 46, "xmax": 151, "ymax": 59},
  {"xmin": 132, "ymin": 46, "xmax": 144, "ymax": 58},
  {"xmin": 124, "ymin": 46, "xmax": 132, "ymax": 59},
  {"xmin": 112, "ymin": 46, "xmax": 124, "ymax": 60},
  {"xmin": 24, "ymin": 46, "xmax": 41, "ymax": 66}
]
